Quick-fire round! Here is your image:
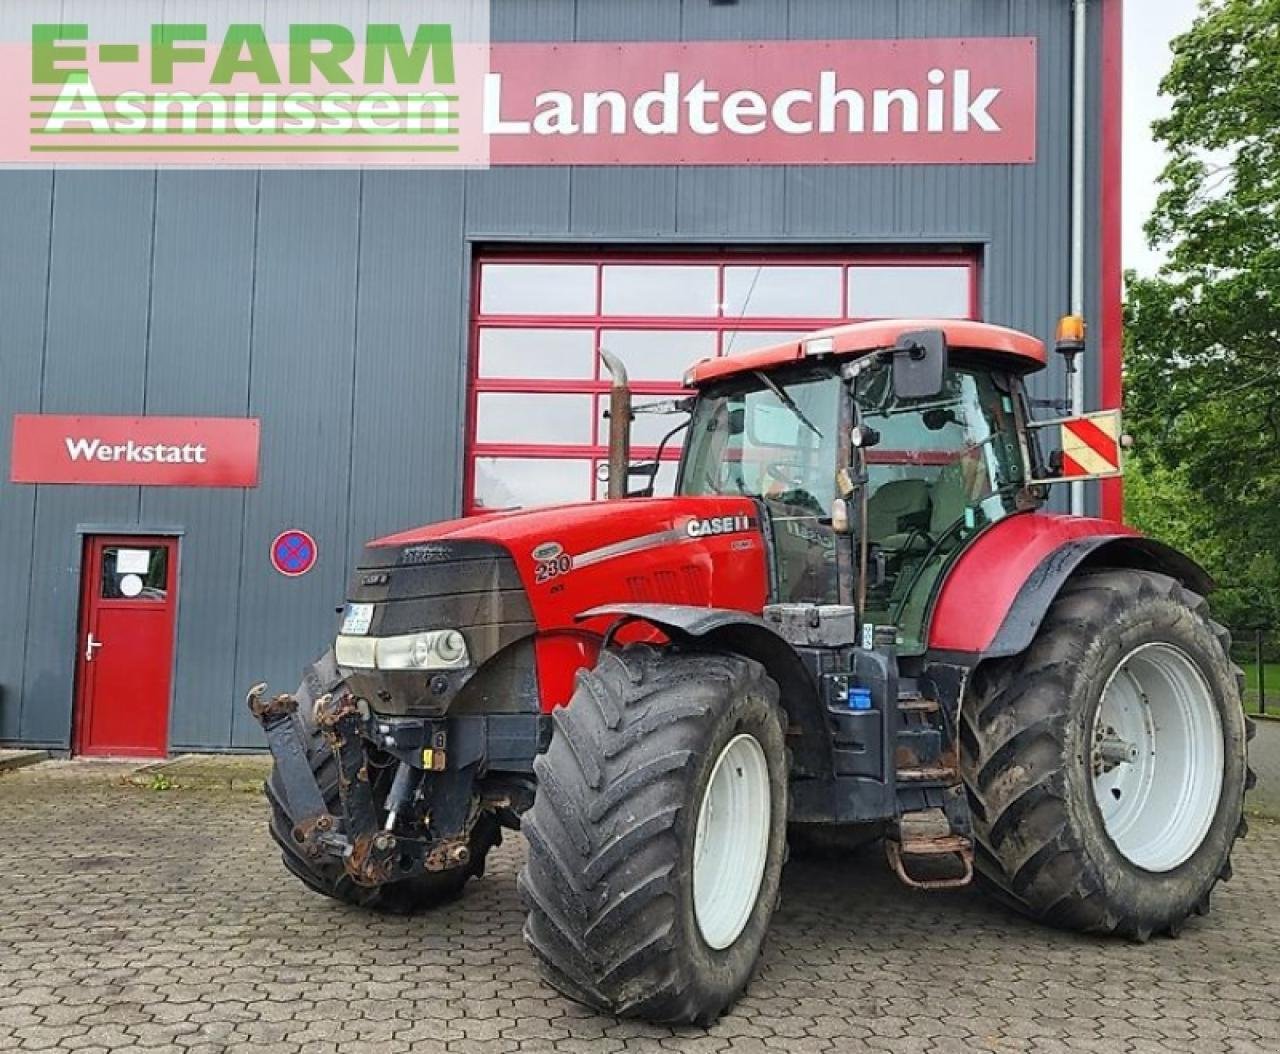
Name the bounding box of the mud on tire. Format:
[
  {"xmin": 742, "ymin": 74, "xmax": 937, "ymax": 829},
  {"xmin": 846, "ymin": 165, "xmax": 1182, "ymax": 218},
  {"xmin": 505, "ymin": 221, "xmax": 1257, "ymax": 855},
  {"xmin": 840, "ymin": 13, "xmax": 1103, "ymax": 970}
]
[
  {"xmin": 264, "ymin": 662, "xmax": 497, "ymax": 915},
  {"xmin": 519, "ymin": 645, "xmax": 788, "ymax": 1025},
  {"xmin": 960, "ymin": 569, "xmax": 1252, "ymax": 939}
]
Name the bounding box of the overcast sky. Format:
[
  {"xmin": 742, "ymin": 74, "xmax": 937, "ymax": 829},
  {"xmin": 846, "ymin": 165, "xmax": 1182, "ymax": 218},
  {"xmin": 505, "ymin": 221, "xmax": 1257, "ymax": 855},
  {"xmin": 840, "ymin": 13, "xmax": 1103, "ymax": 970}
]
[{"xmin": 1124, "ymin": 0, "xmax": 1201, "ymax": 275}]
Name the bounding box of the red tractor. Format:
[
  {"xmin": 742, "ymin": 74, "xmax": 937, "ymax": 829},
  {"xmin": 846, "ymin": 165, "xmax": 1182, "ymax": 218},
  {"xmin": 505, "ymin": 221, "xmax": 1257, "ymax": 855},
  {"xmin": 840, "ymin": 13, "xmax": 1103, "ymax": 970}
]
[{"xmin": 249, "ymin": 318, "xmax": 1251, "ymax": 1025}]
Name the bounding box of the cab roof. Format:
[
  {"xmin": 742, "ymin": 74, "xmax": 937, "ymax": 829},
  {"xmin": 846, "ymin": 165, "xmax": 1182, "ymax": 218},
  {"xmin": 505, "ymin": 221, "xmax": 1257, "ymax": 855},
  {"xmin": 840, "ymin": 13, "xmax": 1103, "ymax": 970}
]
[{"xmin": 686, "ymin": 319, "xmax": 1047, "ymax": 386}]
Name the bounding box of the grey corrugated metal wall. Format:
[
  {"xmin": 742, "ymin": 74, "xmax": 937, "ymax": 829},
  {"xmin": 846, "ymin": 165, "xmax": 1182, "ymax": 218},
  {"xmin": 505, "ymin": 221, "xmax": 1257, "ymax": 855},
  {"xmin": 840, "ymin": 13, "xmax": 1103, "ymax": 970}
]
[{"xmin": 0, "ymin": 0, "xmax": 1109, "ymax": 751}]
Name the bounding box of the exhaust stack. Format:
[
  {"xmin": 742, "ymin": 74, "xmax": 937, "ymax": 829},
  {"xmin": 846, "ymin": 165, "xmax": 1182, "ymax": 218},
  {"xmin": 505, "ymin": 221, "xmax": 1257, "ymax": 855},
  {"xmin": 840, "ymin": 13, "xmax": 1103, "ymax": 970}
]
[{"xmin": 599, "ymin": 347, "xmax": 632, "ymax": 500}]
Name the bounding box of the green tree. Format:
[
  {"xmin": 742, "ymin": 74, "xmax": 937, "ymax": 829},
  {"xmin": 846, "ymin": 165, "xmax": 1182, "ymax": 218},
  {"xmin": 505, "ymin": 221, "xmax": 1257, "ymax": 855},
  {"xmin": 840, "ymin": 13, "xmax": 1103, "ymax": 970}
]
[{"xmin": 1125, "ymin": 0, "xmax": 1280, "ymax": 641}]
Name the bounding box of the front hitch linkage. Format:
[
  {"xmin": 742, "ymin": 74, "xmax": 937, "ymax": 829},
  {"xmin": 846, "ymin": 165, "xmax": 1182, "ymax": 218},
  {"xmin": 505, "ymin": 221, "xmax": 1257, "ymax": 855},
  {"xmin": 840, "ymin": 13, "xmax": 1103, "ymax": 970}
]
[{"xmin": 246, "ymin": 683, "xmax": 475, "ymax": 888}]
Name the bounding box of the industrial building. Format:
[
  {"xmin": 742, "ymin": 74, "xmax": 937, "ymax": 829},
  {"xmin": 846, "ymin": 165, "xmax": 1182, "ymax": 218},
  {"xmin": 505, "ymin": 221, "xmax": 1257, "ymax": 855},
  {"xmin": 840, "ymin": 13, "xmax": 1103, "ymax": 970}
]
[{"xmin": 0, "ymin": 0, "xmax": 1123, "ymax": 755}]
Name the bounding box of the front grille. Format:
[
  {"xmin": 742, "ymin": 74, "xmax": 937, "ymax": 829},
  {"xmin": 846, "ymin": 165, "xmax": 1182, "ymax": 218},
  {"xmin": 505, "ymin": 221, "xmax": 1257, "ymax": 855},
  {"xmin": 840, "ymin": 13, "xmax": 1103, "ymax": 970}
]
[{"xmin": 343, "ymin": 539, "xmax": 535, "ymax": 716}]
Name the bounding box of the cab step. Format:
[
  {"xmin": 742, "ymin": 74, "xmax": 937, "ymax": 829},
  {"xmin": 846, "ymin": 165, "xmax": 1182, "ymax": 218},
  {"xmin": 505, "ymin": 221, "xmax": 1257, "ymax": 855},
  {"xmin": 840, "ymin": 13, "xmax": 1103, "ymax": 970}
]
[
  {"xmin": 886, "ymin": 808, "xmax": 973, "ymax": 890},
  {"xmin": 895, "ymin": 763, "xmax": 959, "ymax": 783},
  {"xmin": 894, "ymin": 683, "xmax": 953, "ymax": 783}
]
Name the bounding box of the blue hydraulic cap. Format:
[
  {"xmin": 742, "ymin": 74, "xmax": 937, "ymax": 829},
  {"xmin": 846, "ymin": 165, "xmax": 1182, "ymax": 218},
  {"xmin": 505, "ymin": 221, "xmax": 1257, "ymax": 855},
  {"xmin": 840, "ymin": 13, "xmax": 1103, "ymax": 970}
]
[{"xmin": 847, "ymin": 687, "xmax": 873, "ymax": 711}]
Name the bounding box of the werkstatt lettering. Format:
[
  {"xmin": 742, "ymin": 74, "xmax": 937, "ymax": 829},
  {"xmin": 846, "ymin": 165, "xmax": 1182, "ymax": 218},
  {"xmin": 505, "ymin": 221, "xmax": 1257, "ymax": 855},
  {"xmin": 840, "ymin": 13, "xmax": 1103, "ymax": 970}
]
[
  {"xmin": 485, "ymin": 37, "xmax": 1037, "ymax": 166},
  {"xmin": 10, "ymin": 415, "xmax": 260, "ymax": 487}
]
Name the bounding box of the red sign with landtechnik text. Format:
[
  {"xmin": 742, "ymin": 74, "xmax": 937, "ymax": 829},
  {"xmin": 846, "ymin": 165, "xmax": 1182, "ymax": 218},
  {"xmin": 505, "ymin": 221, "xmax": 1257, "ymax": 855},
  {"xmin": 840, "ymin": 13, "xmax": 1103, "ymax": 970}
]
[
  {"xmin": 9, "ymin": 414, "xmax": 260, "ymax": 487},
  {"xmin": 486, "ymin": 37, "xmax": 1037, "ymax": 166}
]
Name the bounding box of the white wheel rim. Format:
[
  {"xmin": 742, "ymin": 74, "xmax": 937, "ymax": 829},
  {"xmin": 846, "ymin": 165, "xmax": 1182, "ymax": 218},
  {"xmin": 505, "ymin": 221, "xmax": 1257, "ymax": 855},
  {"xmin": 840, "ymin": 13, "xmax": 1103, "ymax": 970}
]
[
  {"xmin": 692, "ymin": 733, "xmax": 772, "ymax": 950},
  {"xmin": 1092, "ymin": 642, "xmax": 1224, "ymax": 872}
]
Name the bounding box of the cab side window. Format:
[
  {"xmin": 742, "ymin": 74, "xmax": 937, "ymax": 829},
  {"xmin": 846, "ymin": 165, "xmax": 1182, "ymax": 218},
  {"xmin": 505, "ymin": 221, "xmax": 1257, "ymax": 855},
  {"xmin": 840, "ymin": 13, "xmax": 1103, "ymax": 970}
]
[{"xmin": 857, "ymin": 364, "xmax": 1024, "ymax": 651}]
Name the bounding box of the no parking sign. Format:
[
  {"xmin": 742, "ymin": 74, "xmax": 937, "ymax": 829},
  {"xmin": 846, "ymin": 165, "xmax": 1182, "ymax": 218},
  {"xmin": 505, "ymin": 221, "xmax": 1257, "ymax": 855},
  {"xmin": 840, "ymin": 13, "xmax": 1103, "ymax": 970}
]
[{"xmin": 271, "ymin": 529, "xmax": 318, "ymax": 578}]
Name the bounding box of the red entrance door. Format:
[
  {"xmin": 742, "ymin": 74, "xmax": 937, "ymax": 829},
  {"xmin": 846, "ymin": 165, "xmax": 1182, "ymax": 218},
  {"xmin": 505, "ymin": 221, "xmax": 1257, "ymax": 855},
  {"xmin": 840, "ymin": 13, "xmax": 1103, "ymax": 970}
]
[{"xmin": 73, "ymin": 536, "xmax": 179, "ymax": 758}]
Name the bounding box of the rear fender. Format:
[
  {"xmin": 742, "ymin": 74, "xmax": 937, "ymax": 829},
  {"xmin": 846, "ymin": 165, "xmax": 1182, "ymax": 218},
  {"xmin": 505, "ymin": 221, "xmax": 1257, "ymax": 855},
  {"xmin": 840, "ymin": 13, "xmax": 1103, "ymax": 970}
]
[
  {"xmin": 928, "ymin": 513, "xmax": 1214, "ymax": 660},
  {"xmin": 577, "ymin": 603, "xmax": 829, "ymax": 777}
]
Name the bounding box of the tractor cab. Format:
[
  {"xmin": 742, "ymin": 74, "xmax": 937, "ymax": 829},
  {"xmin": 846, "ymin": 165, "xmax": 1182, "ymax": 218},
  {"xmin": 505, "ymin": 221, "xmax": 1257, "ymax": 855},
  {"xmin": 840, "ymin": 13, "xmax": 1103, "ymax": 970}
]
[{"xmin": 675, "ymin": 320, "xmax": 1043, "ymax": 653}]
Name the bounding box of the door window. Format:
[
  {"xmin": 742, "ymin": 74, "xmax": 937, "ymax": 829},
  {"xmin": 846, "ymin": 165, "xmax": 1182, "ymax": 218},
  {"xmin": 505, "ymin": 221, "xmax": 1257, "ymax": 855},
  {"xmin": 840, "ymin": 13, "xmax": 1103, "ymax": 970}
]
[{"xmin": 100, "ymin": 546, "xmax": 170, "ymax": 601}]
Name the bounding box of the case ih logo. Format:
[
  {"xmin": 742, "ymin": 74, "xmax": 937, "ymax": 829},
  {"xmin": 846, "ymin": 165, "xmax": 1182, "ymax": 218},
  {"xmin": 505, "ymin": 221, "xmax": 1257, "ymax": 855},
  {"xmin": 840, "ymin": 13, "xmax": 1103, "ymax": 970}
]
[
  {"xmin": 486, "ymin": 37, "xmax": 1036, "ymax": 166},
  {"xmin": 686, "ymin": 514, "xmax": 756, "ymax": 539}
]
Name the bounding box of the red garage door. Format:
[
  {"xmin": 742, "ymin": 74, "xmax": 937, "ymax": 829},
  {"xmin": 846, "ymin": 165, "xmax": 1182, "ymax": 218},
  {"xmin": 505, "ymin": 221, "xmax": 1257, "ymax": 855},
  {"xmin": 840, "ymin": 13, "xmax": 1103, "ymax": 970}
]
[{"xmin": 467, "ymin": 251, "xmax": 979, "ymax": 513}]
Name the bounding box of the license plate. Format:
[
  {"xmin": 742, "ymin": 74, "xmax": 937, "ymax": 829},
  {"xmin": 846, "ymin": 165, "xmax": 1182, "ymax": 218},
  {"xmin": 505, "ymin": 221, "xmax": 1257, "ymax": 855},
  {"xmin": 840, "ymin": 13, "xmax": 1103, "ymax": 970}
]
[{"xmin": 341, "ymin": 603, "xmax": 374, "ymax": 636}]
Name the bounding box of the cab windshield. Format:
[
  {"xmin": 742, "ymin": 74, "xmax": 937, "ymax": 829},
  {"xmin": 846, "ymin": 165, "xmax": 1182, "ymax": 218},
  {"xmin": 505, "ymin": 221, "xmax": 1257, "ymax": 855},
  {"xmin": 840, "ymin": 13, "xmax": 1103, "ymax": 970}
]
[
  {"xmin": 679, "ymin": 367, "xmax": 844, "ymax": 603},
  {"xmin": 679, "ymin": 367, "xmax": 842, "ymax": 511}
]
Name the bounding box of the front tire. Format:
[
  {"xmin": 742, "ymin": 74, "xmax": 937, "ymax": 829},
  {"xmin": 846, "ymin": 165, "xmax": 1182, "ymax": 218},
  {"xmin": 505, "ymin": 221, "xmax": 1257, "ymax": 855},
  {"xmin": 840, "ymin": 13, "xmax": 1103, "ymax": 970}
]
[
  {"xmin": 960, "ymin": 569, "xmax": 1250, "ymax": 939},
  {"xmin": 519, "ymin": 645, "xmax": 788, "ymax": 1024}
]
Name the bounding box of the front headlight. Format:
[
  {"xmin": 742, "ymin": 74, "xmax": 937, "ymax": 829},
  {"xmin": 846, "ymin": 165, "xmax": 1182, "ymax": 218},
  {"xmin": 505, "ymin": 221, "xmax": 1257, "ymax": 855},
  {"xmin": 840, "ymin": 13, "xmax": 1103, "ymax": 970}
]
[
  {"xmin": 335, "ymin": 630, "xmax": 471, "ymax": 671},
  {"xmin": 334, "ymin": 634, "xmax": 377, "ymax": 669}
]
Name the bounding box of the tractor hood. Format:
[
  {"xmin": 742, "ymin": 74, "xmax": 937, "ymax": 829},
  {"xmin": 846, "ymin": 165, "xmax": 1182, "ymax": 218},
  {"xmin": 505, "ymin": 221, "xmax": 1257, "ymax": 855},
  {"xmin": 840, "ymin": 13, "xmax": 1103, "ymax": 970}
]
[{"xmin": 370, "ymin": 496, "xmax": 770, "ymax": 630}]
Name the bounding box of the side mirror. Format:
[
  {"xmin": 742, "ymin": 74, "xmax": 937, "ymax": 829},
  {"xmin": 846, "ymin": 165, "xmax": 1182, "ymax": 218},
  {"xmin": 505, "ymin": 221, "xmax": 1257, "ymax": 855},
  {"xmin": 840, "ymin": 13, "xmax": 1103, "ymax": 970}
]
[{"xmin": 890, "ymin": 329, "xmax": 948, "ymax": 401}]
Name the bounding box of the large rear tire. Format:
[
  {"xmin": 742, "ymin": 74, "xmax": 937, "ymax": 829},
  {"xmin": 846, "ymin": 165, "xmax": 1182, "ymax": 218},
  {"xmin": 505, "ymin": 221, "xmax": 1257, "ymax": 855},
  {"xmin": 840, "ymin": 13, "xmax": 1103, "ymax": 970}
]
[
  {"xmin": 520, "ymin": 645, "xmax": 788, "ymax": 1024},
  {"xmin": 265, "ymin": 666, "xmax": 497, "ymax": 914},
  {"xmin": 960, "ymin": 569, "xmax": 1251, "ymax": 939}
]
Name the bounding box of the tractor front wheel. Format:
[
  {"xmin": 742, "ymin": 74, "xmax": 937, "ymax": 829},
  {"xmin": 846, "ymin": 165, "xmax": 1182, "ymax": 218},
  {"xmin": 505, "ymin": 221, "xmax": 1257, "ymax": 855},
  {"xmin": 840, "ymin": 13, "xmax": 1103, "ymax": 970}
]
[
  {"xmin": 519, "ymin": 645, "xmax": 788, "ymax": 1025},
  {"xmin": 961, "ymin": 569, "xmax": 1251, "ymax": 939}
]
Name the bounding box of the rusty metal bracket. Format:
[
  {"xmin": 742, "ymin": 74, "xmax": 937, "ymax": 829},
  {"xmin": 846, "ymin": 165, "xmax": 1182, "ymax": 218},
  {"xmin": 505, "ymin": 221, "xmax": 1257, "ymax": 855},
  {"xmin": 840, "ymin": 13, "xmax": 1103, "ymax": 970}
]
[
  {"xmin": 347, "ymin": 831, "xmax": 400, "ymax": 887},
  {"xmin": 314, "ymin": 691, "xmax": 386, "ymax": 884},
  {"xmin": 291, "ymin": 813, "xmax": 345, "ymax": 864},
  {"xmin": 245, "ymin": 682, "xmax": 330, "ymax": 828},
  {"xmin": 246, "ymin": 683, "xmax": 298, "ymax": 723},
  {"xmin": 343, "ymin": 829, "xmax": 474, "ymax": 887},
  {"xmin": 314, "ymin": 691, "xmax": 362, "ymax": 733}
]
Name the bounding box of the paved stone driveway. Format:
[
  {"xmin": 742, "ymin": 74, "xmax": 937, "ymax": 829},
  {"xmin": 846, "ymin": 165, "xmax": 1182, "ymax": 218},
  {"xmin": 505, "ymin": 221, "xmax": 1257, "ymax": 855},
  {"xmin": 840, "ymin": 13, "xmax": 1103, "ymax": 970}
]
[{"xmin": 3, "ymin": 762, "xmax": 1279, "ymax": 1054}]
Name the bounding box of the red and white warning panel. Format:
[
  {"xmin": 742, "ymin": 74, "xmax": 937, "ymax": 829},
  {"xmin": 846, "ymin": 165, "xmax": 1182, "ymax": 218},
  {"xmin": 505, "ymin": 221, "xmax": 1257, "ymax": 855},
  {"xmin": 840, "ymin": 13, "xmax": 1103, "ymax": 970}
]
[
  {"xmin": 1059, "ymin": 410, "xmax": 1123, "ymax": 479},
  {"xmin": 1030, "ymin": 409, "xmax": 1124, "ymax": 484}
]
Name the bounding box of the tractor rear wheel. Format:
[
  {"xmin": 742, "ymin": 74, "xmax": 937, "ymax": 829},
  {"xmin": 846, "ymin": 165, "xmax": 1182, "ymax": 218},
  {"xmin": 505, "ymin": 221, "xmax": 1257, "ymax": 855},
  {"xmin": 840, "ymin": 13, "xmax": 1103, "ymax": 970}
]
[
  {"xmin": 960, "ymin": 569, "xmax": 1251, "ymax": 939},
  {"xmin": 520, "ymin": 646, "xmax": 788, "ymax": 1025},
  {"xmin": 265, "ymin": 664, "xmax": 497, "ymax": 914}
]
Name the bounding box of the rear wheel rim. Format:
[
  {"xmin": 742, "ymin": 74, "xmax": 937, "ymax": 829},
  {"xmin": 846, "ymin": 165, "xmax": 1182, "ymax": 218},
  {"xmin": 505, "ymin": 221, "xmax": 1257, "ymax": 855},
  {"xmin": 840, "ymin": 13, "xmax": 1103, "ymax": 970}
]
[
  {"xmin": 692, "ymin": 733, "xmax": 771, "ymax": 950},
  {"xmin": 1092, "ymin": 642, "xmax": 1224, "ymax": 872}
]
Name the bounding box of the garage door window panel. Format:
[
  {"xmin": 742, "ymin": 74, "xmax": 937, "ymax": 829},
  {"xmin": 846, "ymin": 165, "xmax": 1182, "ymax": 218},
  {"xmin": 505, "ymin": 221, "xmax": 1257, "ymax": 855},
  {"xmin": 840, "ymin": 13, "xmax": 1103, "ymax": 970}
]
[
  {"xmin": 723, "ymin": 266, "xmax": 843, "ymax": 319},
  {"xmin": 474, "ymin": 457, "xmax": 594, "ymax": 511},
  {"xmin": 602, "ymin": 265, "xmax": 718, "ymax": 318},
  {"xmin": 480, "ymin": 264, "xmax": 597, "ymax": 316},
  {"xmin": 478, "ymin": 328, "xmax": 597, "ymax": 380},
  {"xmin": 475, "ymin": 393, "xmax": 594, "ymax": 446},
  {"xmin": 600, "ymin": 329, "xmax": 717, "ymax": 381},
  {"xmin": 849, "ymin": 265, "xmax": 972, "ymax": 320}
]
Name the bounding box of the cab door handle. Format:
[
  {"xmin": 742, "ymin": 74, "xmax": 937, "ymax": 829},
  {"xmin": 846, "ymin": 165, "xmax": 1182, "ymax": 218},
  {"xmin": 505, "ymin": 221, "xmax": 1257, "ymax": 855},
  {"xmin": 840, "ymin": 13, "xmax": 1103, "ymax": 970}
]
[{"xmin": 85, "ymin": 633, "xmax": 104, "ymax": 662}]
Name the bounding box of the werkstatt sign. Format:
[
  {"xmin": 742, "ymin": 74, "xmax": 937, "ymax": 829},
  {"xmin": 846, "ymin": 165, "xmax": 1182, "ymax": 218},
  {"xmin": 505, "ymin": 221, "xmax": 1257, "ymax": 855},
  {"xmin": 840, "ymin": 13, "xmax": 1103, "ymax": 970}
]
[
  {"xmin": 486, "ymin": 37, "xmax": 1037, "ymax": 166},
  {"xmin": 9, "ymin": 415, "xmax": 260, "ymax": 487}
]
